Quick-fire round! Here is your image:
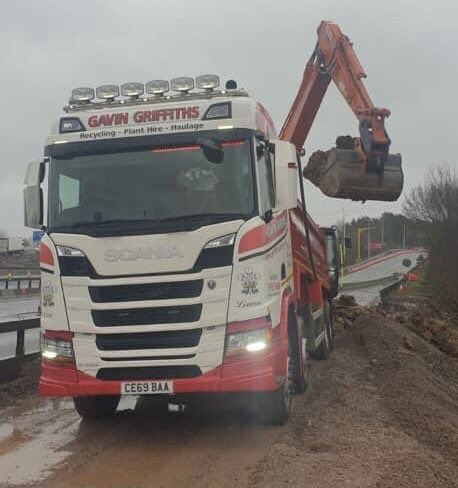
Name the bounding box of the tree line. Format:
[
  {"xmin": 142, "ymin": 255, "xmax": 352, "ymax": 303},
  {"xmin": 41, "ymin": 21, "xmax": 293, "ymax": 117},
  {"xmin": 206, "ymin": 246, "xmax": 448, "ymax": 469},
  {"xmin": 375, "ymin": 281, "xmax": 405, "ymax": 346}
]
[
  {"xmin": 339, "ymin": 213, "xmax": 427, "ymax": 265},
  {"xmin": 403, "ymin": 164, "xmax": 458, "ymax": 311}
]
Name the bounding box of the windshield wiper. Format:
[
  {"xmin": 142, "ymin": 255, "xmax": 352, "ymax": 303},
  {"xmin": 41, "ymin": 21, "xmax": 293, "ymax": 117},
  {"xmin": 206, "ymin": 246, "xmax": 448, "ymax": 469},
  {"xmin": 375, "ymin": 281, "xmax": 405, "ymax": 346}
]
[
  {"xmin": 67, "ymin": 219, "xmax": 161, "ymax": 229},
  {"xmin": 158, "ymin": 213, "xmax": 248, "ymax": 224}
]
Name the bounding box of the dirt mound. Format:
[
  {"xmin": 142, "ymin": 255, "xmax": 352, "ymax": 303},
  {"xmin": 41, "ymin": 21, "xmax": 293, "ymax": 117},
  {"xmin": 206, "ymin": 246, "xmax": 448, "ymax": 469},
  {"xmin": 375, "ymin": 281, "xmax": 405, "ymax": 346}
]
[
  {"xmin": 337, "ymin": 291, "xmax": 458, "ymax": 358},
  {"xmin": 390, "ymin": 296, "xmax": 458, "ymax": 358},
  {"xmin": 249, "ymin": 310, "xmax": 458, "ymax": 488},
  {"xmin": 334, "ymin": 294, "xmax": 387, "ymax": 329},
  {"xmin": 349, "ymin": 313, "xmax": 458, "ymax": 471}
]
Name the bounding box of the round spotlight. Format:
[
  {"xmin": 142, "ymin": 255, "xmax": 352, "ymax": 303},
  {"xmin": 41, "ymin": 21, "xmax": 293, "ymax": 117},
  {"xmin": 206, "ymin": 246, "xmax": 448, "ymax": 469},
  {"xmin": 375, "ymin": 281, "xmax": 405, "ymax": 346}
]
[
  {"xmin": 196, "ymin": 74, "xmax": 220, "ymax": 91},
  {"xmin": 170, "ymin": 77, "xmax": 194, "ymax": 93},
  {"xmin": 145, "ymin": 80, "xmax": 170, "ymax": 96},
  {"xmin": 71, "ymin": 87, "xmax": 95, "ymax": 103},
  {"xmin": 96, "ymin": 84, "xmax": 120, "ymax": 101},
  {"xmin": 121, "ymin": 82, "xmax": 144, "ymax": 98}
]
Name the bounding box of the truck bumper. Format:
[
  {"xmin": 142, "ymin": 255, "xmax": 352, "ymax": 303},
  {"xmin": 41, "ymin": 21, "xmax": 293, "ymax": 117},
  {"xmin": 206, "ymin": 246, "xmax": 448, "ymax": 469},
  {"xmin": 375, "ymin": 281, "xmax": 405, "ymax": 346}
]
[{"xmin": 39, "ymin": 352, "xmax": 282, "ymax": 397}]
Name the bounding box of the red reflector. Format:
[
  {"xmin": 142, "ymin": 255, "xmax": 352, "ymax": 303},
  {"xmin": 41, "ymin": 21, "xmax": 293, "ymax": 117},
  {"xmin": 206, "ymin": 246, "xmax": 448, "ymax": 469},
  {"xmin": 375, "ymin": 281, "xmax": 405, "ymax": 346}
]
[
  {"xmin": 288, "ymin": 162, "xmax": 297, "ymax": 169},
  {"xmin": 39, "ymin": 243, "xmax": 54, "ymax": 266},
  {"xmin": 152, "ymin": 145, "xmax": 200, "ymax": 153},
  {"xmin": 43, "ymin": 330, "xmax": 74, "ymax": 341},
  {"xmin": 221, "ymin": 141, "xmax": 245, "ymax": 147}
]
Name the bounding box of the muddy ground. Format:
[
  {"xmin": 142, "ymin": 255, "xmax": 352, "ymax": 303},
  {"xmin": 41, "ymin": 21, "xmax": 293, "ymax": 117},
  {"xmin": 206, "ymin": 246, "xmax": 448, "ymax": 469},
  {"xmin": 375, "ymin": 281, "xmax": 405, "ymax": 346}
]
[{"xmin": 0, "ymin": 309, "xmax": 457, "ymax": 488}]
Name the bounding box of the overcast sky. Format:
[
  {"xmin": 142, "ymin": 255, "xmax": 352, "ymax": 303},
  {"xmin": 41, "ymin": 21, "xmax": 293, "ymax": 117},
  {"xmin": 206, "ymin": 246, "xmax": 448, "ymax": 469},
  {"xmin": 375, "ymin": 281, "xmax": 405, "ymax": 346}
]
[{"xmin": 1, "ymin": 0, "xmax": 457, "ymax": 235}]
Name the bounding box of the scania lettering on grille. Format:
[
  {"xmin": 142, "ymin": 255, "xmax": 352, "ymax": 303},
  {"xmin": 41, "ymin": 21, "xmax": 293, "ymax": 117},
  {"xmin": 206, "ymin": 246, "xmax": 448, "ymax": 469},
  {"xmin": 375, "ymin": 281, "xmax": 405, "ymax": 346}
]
[{"xmin": 104, "ymin": 246, "xmax": 184, "ymax": 262}]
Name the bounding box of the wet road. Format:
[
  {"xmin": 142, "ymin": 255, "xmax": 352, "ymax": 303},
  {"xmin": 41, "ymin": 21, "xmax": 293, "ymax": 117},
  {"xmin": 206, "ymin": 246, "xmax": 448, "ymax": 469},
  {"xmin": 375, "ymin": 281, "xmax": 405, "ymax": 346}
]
[{"xmin": 0, "ymin": 395, "xmax": 277, "ymax": 487}]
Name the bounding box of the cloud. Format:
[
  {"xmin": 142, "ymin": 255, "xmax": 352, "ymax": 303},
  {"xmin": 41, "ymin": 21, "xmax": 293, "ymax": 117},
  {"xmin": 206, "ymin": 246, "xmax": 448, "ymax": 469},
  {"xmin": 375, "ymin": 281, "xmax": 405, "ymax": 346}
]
[{"xmin": 1, "ymin": 0, "xmax": 457, "ymax": 233}]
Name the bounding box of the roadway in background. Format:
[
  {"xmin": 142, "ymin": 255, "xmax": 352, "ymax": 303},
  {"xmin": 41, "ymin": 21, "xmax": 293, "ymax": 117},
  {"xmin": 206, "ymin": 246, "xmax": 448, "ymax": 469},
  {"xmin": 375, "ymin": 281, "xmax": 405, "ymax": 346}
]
[
  {"xmin": 344, "ymin": 250, "xmax": 424, "ymax": 284},
  {"xmin": 342, "ymin": 250, "xmax": 424, "ymax": 305}
]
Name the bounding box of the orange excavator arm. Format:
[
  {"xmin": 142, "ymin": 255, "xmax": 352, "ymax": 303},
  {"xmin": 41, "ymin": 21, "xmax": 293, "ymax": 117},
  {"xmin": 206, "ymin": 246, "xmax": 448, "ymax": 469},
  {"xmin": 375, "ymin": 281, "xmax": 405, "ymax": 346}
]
[{"xmin": 280, "ymin": 21, "xmax": 403, "ymax": 202}]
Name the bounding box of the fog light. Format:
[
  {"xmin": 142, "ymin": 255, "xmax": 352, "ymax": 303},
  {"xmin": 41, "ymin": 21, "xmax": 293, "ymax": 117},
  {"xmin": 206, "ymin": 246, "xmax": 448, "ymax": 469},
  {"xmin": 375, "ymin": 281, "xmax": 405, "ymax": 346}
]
[
  {"xmin": 225, "ymin": 328, "xmax": 270, "ymax": 357},
  {"xmin": 41, "ymin": 331, "xmax": 74, "ymax": 365},
  {"xmin": 246, "ymin": 341, "xmax": 267, "ymax": 352}
]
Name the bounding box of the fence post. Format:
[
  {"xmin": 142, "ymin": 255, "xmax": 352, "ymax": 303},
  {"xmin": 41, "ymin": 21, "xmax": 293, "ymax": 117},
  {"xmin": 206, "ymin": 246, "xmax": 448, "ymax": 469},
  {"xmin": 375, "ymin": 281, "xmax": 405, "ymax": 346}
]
[{"xmin": 16, "ymin": 330, "xmax": 25, "ymax": 357}]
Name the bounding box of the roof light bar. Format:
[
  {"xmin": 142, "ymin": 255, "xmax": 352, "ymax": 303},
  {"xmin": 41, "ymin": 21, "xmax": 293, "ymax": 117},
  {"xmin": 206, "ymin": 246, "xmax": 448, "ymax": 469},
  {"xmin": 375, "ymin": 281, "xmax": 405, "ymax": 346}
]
[
  {"xmin": 70, "ymin": 87, "xmax": 95, "ymax": 103},
  {"xmin": 121, "ymin": 82, "xmax": 144, "ymax": 98},
  {"xmin": 170, "ymin": 77, "xmax": 194, "ymax": 93},
  {"xmin": 196, "ymin": 74, "xmax": 220, "ymax": 91},
  {"xmin": 145, "ymin": 80, "xmax": 169, "ymax": 96},
  {"xmin": 96, "ymin": 84, "xmax": 120, "ymax": 100}
]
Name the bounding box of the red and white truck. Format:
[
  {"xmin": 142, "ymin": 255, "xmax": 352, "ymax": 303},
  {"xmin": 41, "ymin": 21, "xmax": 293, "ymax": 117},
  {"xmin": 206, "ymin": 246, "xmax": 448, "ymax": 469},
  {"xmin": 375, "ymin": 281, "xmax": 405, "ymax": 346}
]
[{"xmin": 23, "ymin": 22, "xmax": 402, "ymax": 424}]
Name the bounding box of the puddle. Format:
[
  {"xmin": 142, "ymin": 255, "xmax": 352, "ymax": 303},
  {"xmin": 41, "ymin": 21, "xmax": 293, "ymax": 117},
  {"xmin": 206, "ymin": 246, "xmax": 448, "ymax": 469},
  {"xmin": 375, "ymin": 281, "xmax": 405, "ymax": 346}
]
[
  {"xmin": 0, "ymin": 423, "xmax": 14, "ymax": 443},
  {"xmin": 0, "ymin": 408, "xmax": 79, "ymax": 485}
]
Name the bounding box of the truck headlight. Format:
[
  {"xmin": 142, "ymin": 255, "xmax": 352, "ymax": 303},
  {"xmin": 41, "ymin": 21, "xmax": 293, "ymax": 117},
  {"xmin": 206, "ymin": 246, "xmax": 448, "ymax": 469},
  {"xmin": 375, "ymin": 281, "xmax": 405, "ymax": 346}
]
[
  {"xmin": 56, "ymin": 245, "xmax": 85, "ymax": 257},
  {"xmin": 41, "ymin": 331, "xmax": 74, "ymax": 365},
  {"xmin": 204, "ymin": 233, "xmax": 235, "ymax": 248},
  {"xmin": 225, "ymin": 328, "xmax": 270, "ymax": 357}
]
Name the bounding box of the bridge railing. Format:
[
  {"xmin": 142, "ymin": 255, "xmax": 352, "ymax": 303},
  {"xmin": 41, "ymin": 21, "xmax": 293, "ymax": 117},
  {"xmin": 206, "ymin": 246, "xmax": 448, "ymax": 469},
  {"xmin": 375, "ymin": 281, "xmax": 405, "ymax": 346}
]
[
  {"xmin": 0, "ymin": 276, "xmax": 41, "ymax": 290},
  {"xmin": 0, "ymin": 267, "xmax": 41, "ymax": 295}
]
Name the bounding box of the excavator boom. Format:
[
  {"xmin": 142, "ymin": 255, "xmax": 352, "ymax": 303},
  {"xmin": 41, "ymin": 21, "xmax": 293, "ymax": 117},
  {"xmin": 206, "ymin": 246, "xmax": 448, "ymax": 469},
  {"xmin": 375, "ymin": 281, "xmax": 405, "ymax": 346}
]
[{"xmin": 280, "ymin": 21, "xmax": 403, "ymax": 202}]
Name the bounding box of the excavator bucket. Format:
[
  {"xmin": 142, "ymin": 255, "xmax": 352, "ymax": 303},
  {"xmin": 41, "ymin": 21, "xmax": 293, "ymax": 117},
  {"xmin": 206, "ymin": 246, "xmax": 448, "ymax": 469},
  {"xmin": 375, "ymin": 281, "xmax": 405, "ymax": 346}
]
[{"xmin": 303, "ymin": 147, "xmax": 403, "ymax": 202}]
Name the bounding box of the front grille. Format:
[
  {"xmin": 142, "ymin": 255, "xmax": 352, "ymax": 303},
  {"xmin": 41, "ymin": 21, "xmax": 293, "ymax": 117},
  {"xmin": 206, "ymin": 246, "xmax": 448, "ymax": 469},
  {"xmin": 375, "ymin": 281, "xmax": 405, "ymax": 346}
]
[
  {"xmin": 96, "ymin": 329, "xmax": 202, "ymax": 350},
  {"xmin": 92, "ymin": 304, "xmax": 202, "ymax": 327},
  {"xmin": 101, "ymin": 354, "xmax": 196, "ymax": 361},
  {"xmin": 96, "ymin": 366, "xmax": 202, "ymax": 381},
  {"xmin": 89, "ymin": 280, "xmax": 203, "ymax": 303}
]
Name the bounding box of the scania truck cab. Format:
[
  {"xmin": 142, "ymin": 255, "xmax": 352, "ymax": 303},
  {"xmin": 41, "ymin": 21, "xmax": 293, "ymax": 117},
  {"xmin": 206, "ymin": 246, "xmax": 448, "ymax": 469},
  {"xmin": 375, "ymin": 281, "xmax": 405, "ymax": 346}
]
[{"xmin": 24, "ymin": 76, "xmax": 336, "ymax": 424}]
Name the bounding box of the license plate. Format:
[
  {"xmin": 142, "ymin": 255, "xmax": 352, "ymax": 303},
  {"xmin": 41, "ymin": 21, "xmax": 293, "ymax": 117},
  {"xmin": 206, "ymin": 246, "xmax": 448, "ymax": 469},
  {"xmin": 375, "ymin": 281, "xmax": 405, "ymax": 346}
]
[{"xmin": 120, "ymin": 381, "xmax": 174, "ymax": 395}]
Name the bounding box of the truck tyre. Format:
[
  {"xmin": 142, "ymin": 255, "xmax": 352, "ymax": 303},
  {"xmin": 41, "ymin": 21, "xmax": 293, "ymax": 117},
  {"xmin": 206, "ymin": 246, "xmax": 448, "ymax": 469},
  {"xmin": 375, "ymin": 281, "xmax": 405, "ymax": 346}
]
[
  {"xmin": 73, "ymin": 395, "xmax": 120, "ymax": 420},
  {"xmin": 290, "ymin": 311, "xmax": 308, "ymax": 394},
  {"xmin": 259, "ymin": 340, "xmax": 293, "ymax": 425},
  {"xmin": 313, "ymin": 300, "xmax": 333, "ymax": 360},
  {"xmin": 327, "ymin": 299, "xmax": 335, "ymax": 351}
]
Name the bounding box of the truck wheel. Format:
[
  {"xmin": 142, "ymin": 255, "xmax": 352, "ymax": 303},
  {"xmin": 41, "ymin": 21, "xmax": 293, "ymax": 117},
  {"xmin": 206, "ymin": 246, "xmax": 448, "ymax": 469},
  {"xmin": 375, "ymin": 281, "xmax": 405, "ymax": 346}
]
[
  {"xmin": 259, "ymin": 342, "xmax": 293, "ymax": 425},
  {"xmin": 313, "ymin": 300, "xmax": 333, "ymax": 360},
  {"xmin": 291, "ymin": 312, "xmax": 308, "ymax": 394},
  {"xmin": 73, "ymin": 395, "xmax": 120, "ymax": 420},
  {"xmin": 327, "ymin": 300, "xmax": 335, "ymax": 351}
]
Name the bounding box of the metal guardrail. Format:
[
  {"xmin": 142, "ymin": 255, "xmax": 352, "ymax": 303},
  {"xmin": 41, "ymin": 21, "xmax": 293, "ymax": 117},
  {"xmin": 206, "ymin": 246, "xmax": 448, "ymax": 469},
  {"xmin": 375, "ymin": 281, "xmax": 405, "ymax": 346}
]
[
  {"xmin": 0, "ymin": 318, "xmax": 41, "ymax": 361},
  {"xmin": 340, "ymin": 275, "xmax": 399, "ymax": 292},
  {"xmin": 0, "ymin": 318, "xmax": 40, "ymax": 381}
]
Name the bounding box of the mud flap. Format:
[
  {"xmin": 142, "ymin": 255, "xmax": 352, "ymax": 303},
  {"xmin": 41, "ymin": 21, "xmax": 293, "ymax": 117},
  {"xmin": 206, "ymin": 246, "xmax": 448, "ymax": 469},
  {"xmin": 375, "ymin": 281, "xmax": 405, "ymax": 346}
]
[{"xmin": 303, "ymin": 148, "xmax": 403, "ymax": 202}]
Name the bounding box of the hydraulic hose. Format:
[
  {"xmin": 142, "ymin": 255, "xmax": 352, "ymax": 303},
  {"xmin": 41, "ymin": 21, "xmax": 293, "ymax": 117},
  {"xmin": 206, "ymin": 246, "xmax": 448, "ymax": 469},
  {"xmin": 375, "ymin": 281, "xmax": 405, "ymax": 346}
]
[{"xmin": 297, "ymin": 155, "xmax": 317, "ymax": 280}]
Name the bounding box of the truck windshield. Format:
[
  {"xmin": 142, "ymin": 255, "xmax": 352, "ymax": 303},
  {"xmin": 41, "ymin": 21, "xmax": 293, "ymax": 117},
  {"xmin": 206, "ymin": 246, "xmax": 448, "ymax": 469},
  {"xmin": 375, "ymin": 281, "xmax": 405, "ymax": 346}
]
[{"xmin": 48, "ymin": 139, "xmax": 255, "ymax": 235}]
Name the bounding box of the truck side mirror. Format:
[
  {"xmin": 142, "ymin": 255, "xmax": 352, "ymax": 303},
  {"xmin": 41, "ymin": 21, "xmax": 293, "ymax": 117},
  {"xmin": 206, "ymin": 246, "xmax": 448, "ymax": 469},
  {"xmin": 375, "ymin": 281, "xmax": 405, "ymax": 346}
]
[
  {"xmin": 274, "ymin": 140, "xmax": 297, "ymax": 210},
  {"xmin": 24, "ymin": 160, "xmax": 45, "ymax": 229}
]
